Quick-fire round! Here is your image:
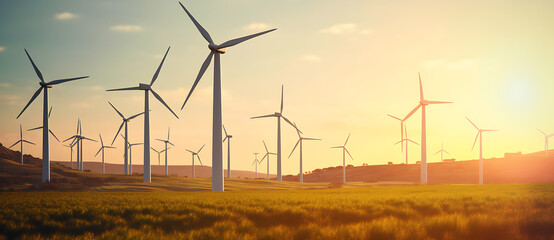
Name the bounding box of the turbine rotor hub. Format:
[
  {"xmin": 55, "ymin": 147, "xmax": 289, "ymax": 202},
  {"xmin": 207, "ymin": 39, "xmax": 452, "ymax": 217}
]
[
  {"xmin": 139, "ymin": 83, "xmax": 151, "ymax": 90},
  {"xmin": 208, "ymin": 43, "xmax": 226, "ymax": 53}
]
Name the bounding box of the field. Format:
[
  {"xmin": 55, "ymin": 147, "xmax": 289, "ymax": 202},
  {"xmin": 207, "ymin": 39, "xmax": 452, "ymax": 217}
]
[{"xmin": 1, "ymin": 183, "xmax": 552, "ymax": 240}]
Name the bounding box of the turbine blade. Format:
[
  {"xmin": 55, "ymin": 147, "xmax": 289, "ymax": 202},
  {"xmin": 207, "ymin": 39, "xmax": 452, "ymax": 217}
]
[
  {"xmin": 167, "ymin": 126, "xmax": 170, "ymax": 140},
  {"xmin": 263, "ymin": 140, "xmax": 268, "ymax": 152},
  {"xmin": 537, "ymin": 128, "xmax": 547, "ymax": 136},
  {"xmin": 49, "ymin": 130, "xmax": 60, "ymax": 142},
  {"xmin": 95, "ymin": 147, "xmax": 103, "ymax": 157},
  {"xmin": 106, "ymin": 86, "xmax": 141, "ymax": 91},
  {"xmin": 63, "ymin": 135, "xmax": 78, "ymax": 142},
  {"xmin": 434, "ymin": 149, "xmax": 441, "ymax": 155},
  {"xmin": 111, "ymin": 122, "xmax": 125, "ymax": 145},
  {"xmin": 466, "ymin": 117, "xmax": 479, "ymax": 130},
  {"xmin": 99, "ymin": 134, "xmax": 104, "ymax": 146},
  {"xmin": 150, "ymin": 89, "xmax": 179, "ymax": 119},
  {"xmin": 444, "ymin": 150, "xmax": 451, "ymax": 155},
  {"xmin": 394, "ymin": 139, "xmax": 404, "ymax": 145},
  {"xmin": 250, "ymin": 113, "xmax": 277, "ymax": 119},
  {"xmin": 472, "ymin": 132, "xmax": 479, "ymax": 151},
  {"xmin": 330, "ymin": 146, "xmax": 343, "ymax": 148},
  {"xmin": 280, "ymin": 85, "xmax": 284, "ymax": 113},
  {"xmin": 218, "ymin": 28, "xmax": 277, "ymax": 48},
  {"xmin": 181, "ymin": 52, "xmax": 214, "ymax": 110},
  {"xmin": 186, "ymin": 149, "xmax": 194, "ymax": 154},
  {"xmin": 48, "ymin": 107, "xmax": 52, "ymax": 118},
  {"xmin": 28, "ymin": 126, "xmax": 42, "ymax": 131},
  {"xmin": 197, "ymin": 155, "xmax": 203, "ymax": 166},
  {"xmin": 288, "ymin": 139, "xmax": 300, "ymax": 158},
  {"xmin": 47, "ymin": 76, "xmax": 89, "ymax": 85},
  {"xmin": 105, "ymin": 146, "xmax": 116, "ymax": 149},
  {"xmin": 20, "ymin": 124, "xmax": 22, "ymax": 138},
  {"xmin": 261, "ymin": 153, "xmax": 268, "ymax": 161},
  {"xmin": 150, "ymin": 147, "xmax": 158, "ymax": 153},
  {"xmin": 281, "ymin": 115, "xmax": 301, "ymax": 133},
  {"xmin": 344, "ymin": 133, "xmax": 351, "ymax": 146},
  {"xmin": 418, "ymin": 72, "xmax": 424, "ymax": 101},
  {"xmin": 24, "ymin": 49, "xmax": 44, "ymax": 82},
  {"xmin": 178, "ymin": 2, "xmax": 214, "ymax": 44},
  {"xmin": 482, "ymin": 129, "xmax": 498, "ymax": 132},
  {"xmin": 402, "ymin": 104, "xmax": 421, "ymax": 121},
  {"xmin": 16, "ymin": 87, "xmax": 43, "ymax": 119},
  {"xmin": 198, "ymin": 144, "xmax": 205, "ymax": 153},
  {"xmin": 223, "ymin": 124, "xmax": 228, "ymax": 136},
  {"xmin": 408, "ymin": 139, "xmax": 420, "ymax": 145},
  {"xmin": 303, "ymin": 138, "xmax": 321, "ymax": 141},
  {"xmin": 22, "ymin": 140, "xmax": 35, "ymax": 145},
  {"xmin": 223, "ymin": 136, "xmax": 228, "ymax": 143},
  {"xmin": 168, "ymin": 142, "xmax": 175, "ymax": 147},
  {"xmin": 387, "ymin": 114, "xmax": 402, "ymax": 121},
  {"xmin": 127, "ymin": 111, "xmax": 145, "ymax": 120},
  {"xmin": 9, "ymin": 140, "xmax": 22, "ymax": 148},
  {"xmin": 108, "ymin": 101, "xmax": 125, "ymax": 119},
  {"xmin": 150, "ymin": 46, "xmax": 170, "ymax": 86},
  {"xmin": 345, "ymin": 148, "xmax": 354, "ymax": 160},
  {"xmin": 82, "ymin": 137, "xmax": 97, "ymax": 142},
  {"xmin": 424, "ymin": 100, "xmax": 453, "ymax": 105}
]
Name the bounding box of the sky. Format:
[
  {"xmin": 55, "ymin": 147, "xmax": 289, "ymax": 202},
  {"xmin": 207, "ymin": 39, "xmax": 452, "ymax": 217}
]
[{"xmin": 1, "ymin": 0, "xmax": 553, "ymax": 176}]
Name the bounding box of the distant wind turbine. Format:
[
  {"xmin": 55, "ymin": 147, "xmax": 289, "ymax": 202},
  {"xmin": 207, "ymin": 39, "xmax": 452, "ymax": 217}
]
[
  {"xmin": 9, "ymin": 124, "xmax": 35, "ymax": 164},
  {"xmin": 289, "ymin": 123, "xmax": 321, "ymax": 183},
  {"xmin": 331, "ymin": 133, "xmax": 353, "ymax": 183},
  {"xmin": 387, "ymin": 114, "xmax": 406, "ymax": 152},
  {"xmin": 537, "ymin": 129, "xmax": 554, "ymax": 155},
  {"xmin": 151, "ymin": 147, "xmax": 161, "ymax": 166},
  {"xmin": 108, "ymin": 101, "xmax": 144, "ymax": 175},
  {"xmin": 28, "ymin": 107, "xmax": 60, "ymax": 142},
  {"xmin": 95, "ymin": 134, "xmax": 116, "ymax": 174},
  {"xmin": 466, "ymin": 117, "xmax": 497, "ymax": 184},
  {"xmin": 179, "ymin": 2, "xmax": 276, "ymax": 191},
  {"xmin": 251, "ymin": 153, "xmax": 261, "ymax": 179},
  {"xmin": 156, "ymin": 127, "xmax": 175, "ymax": 176},
  {"xmin": 251, "ymin": 85, "xmax": 299, "ymax": 182},
  {"xmin": 107, "ymin": 47, "xmax": 179, "ymax": 183},
  {"xmin": 64, "ymin": 119, "xmax": 96, "ymax": 171},
  {"xmin": 186, "ymin": 144, "xmax": 205, "ymax": 178},
  {"xmin": 394, "ymin": 124, "xmax": 419, "ymax": 165},
  {"xmin": 403, "ymin": 73, "xmax": 452, "ymax": 184},
  {"xmin": 62, "ymin": 143, "xmax": 76, "ymax": 169},
  {"xmin": 223, "ymin": 125, "xmax": 233, "ymax": 178},
  {"xmin": 125, "ymin": 139, "xmax": 143, "ymax": 175},
  {"xmin": 434, "ymin": 142, "xmax": 450, "ymax": 162},
  {"xmin": 261, "ymin": 140, "xmax": 276, "ymax": 180},
  {"xmin": 16, "ymin": 49, "xmax": 89, "ymax": 182}
]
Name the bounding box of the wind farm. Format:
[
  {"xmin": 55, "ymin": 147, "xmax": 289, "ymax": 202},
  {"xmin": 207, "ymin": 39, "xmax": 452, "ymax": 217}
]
[{"xmin": 0, "ymin": 0, "xmax": 553, "ymax": 239}]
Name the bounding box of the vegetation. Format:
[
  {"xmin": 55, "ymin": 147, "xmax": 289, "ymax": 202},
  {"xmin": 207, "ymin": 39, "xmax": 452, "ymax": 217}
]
[{"xmin": 0, "ymin": 183, "xmax": 552, "ymax": 239}]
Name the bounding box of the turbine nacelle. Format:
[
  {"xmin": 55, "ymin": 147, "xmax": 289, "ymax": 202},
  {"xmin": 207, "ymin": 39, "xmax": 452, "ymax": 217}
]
[
  {"xmin": 208, "ymin": 44, "xmax": 226, "ymax": 53},
  {"xmin": 139, "ymin": 83, "xmax": 151, "ymax": 90}
]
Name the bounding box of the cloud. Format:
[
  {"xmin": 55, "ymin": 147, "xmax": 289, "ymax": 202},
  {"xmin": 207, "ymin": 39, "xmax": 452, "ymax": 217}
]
[
  {"xmin": 242, "ymin": 23, "xmax": 271, "ymax": 31},
  {"xmin": 0, "ymin": 83, "xmax": 10, "ymax": 88},
  {"xmin": 319, "ymin": 23, "xmax": 371, "ymax": 35},
  {"xmin": 0, "ymin": 94, "xmax": 20, "ymax": 105},
  {"xmin": 0, "ymin": 46, "xmax": 4, "ymax": 52},
  {"xmin": 55, "ymin": 12, "xmax": 78, "ymax": 20},
  {"xmin": 110, "ymin": 25, "xmax": 144, "ymax": 32},
  {"xmin": 422, "ymin": 59, "xmax": 476, "ymax": 70},
  {"xmin": 300, "ymin": 54, "xmax": 321, "ymax": 63}
]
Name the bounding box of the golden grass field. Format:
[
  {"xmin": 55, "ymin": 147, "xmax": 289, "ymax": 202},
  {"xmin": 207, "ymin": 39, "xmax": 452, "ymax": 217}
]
[{"xmin": 1, "ymin": 182, "xmax": 552, "ymax": 240}]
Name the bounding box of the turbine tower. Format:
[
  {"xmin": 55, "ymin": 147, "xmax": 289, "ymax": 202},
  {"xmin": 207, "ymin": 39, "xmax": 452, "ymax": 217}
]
[
  {"xmin": 261, "ymin": 140, "xmax": 276, "ymax": 180},
  {"xmin": 251, "ymin": 153, "xmax": 261, "ymax": 179},
  {"xmin": 107, "ymin": 47, "xmax": 179, "ymax": 183},
  {"xmin": 108, "ymin": 101, "xmax": 144, "ymax": 174},
  {"xmin": 394, "ymin": 124, "xmax": 419, "ymax": 165},
  {"xmin": 331, "ymin": 133, "xmax": 353, "ymax": 183},
  {"xmin": 537, "ymin": 129, "xmax": 554, "ymax": 155},
  {"xmin": 466, "ymin": 117, "xmax": 497, "ymax": 184},
  {"xmin": 179, "ymin": 2, "xmax": 276, "ymax": 191},
  {"xmin": 186, "ymin": 144, "xmax": 205, "ymax": 178},
  {"xmin": 251, "ymin": 85, "xmax": 298, "ymax": 182},
  {"xmin": 289, "ymin": 123, "xmax": 321, "ymax": 183},
  {"xmin": 403, "ymin": 73, "xmax": 452, "ymax": 184},
  {"xmin": 156, "ymin": 127, "xmax": 175, "ymax": 176},
  {"xmin": 95, "ymin": 134, "xmax": 116, "ymax": 174},
  {"xmin": 16, "ymin": 49, "xmax": 89, "ymax": 182},
  {"xmin": 223, "ymin": 125, "xmax": 233, "ymax": 178},
  {"xmin": 9, "ymin": 124, "xmax": 35, "ymax": 164},
  {"xmin": 28, "ymin": 107, "xmax": 61, "ymax": 143},
  {"xmin": 434, "ymin": 142, "xmax": 450, "ymax": 162}
]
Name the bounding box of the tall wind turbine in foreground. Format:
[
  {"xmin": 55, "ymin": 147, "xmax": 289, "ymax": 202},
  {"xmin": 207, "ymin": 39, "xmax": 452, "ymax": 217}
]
[
  {"xmin": 289, "ymin": 123, "xmax": 321, "ymax": 183},
  {"xmin": 108, "ymin": 101, "xmax": 144, "ymax": 175},
  {"xmin": 16, "ymin": 49, "xmax": 89, "ymax": 182},
  {"xmin": 186, "ymin": 144, "xmax": 205, "ymax": 178},
  {"xmin": 394, "ymin": 124, "xmax": 419, "ymax": 165},
  {"xmin": 9, "ymin": 125, "xmax": 35, "ymax": 164},
  {"xmin": 537, "ymin": 129, "xmax": 554, "ymax": 155},
  {"xmin": 251, "ymin": 153, "xmax": 261, "ymax": 179},
  {"xmin": 223, "ymin": 125, "xmax": 233, "ymax": 178},
  {"xmin": 261, "ymin": 140, "xmax": 276, "ymax": 180},
  {"xmin": 28, "ymin": 107, "xmax": 60, "ymax": 143},
  {"xmin": 156, "ymin": 127, "xmax": 174, "ymax": 176},
  {"xmin": 434, "ymin": 142, "xmax": 450, "ymax": 162},
  {"xmin": 107, "ymin": 47, "xmax": 178, "ymax": 183},
  {"xmin": 179, "ymin": 2, "xmax": 276, "ymax": 191},
  {"xmin": 251, "ymin": 85, "xmax": 298, "ymax": 182},
  {"xmin": 403, "ymin": 73, "xmax": 452, "ymax": 184},
  {"xmin": 331, "ymin": 133, "xmax": 353, "ymax": 183},
  {"xmin": 466, "ymin": 117, "xmax": 497, "ymax": 185},
  {"xmin": 95, "ymin": 134, "xmax": 116, "ymax": 174}
]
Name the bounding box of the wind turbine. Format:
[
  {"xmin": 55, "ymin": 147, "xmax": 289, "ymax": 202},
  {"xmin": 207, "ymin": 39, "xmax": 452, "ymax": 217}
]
[
  {"xmin": 9, "ymin": 124, "xmax": 35, "ymax": 164},
  {"xmin": 403, "ymin": 73, "xmax": 452, "ymax": 184},
  {"xmin": 251, "ymin": 85, "xmax": 298, "ymax": 182},
  {"xmin": 434, "ymin": 142, "xmax": 450, "ymax": 162},
  {"xmin": 537, "ymin": 129, "xmax": 554, "ymax": 155},
  {"xmin": 62, "ymin": 143, "xmax": 76, "ymax": 169},
  {"xmin": 63, "ymin": 120, "xmax": 81, "ymax": 169},
  {"xmin": 156, "ymin": 127, "xmax": 174, "ymax": 176},
  {"xmin": 108, "ymin": 101, "xmax": 144, "ymax": 175},
  {"xmin": 251, "ymin": 153, "xmax": 261, "ymax": 179},
  {"xmin": 178, "ymin": 2, "xmax": 276, "ymax": 191},
  {"xmin": 387, "ymin": 115, "xmax": 406, "ymax": 152},
  {"xmin": 331, "ymin": 133, "xmax": 353, "ymax": 183},
  {"xmin": 186, "ymin": 144, "xmax": 205, "ymax": 178},
  {"xmin": 64, "ymin": 119, "xmax": 96, "ymax": 171},
  {"xmin": 289, "ymin": 123, "xmax": 321, "ymax": 183},
  {"xmin": 466, "ymin": 117, "xmax": 497, "ymax": 184},
  {"xmin": 261, "ymin": 140, "xmax": 276, "ymax": 180},
  {"xmin": 16, "ymin": 49, "xmax": 89, "ymax": 182},
  {"xmin": 125, "ymin": 139, "xmax": 143, "ymax": 175},
  {"xmin": 107, "ymin": 47, "xmax": 178, "ymax": 183},
  {"xmin": 151, "ymin": 147, "xmax": 161, "ymax": 166},
  {"xmin": 28, "ymin": 107, "xmax": 60, "ymax": 143},
  {"xmin": 223, "ymin": 125, "xmax": 233, "ymax": 178},
  {"xmin": 95, "ymin": 134, "xmax": 116, "ymax": 174},
  {"xmin": 394, "ymin": 124, "xmax": 419, "ymax": 165}
]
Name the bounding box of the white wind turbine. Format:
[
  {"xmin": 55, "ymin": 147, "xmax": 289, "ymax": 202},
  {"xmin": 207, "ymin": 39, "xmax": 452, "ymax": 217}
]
[
  {"xmin": 394, "ymin": 124, "xmax": 419, "ymax": 165},
  {"xmin": 62, "ymin": 142, "xmax": 77, "ymax": 169},
  {"xmin": 537, "ymin": 129, "xmax": 554, "ymax": 155},
  {"xmin": 28, "ymin": 107, "xmax": 61, "ymax": 143},
  {"xmin": 107, "ymin": 47, "xmax": 178, "ymax": 183},
  {"xmin": 108, "ymin": 101, "xmax": 144, "ymax": 175},
  {"xmin": 125, "ymin": 139, "xmax": 143, "ymax": 175},
  {"xmin": 9, "ymin": 124, "xmax": 35, "ymax": 164},
  {"xmin": 95, "ymin": 134, "xmax": 116, "ymax": 174},
  {"xmin": 251, "ymin": 85, "xmax": 299, "ymax": 182},
  {"xmin": 403, "ymin": 73, "xmax": 452, "ymax": 184},
  {"xmin": 331, "ymin": 133, "xmax": 353, "ymax": 183},
  {"xmin": 64, "ymin": 119, "xmax": 96, "ymax": 171},
  {"xmin": 289, "ymin": 123, "xmax": 321, "ymax": 183},
  {"xmin": 261, "ymin": 140, "xmax": 276, "ymax": 180},
  {"xmin": 16, "ymin": 49, "xmax": 89, "ymax": 182},
  {"xmin": 387, "ymin": 115, "xmax": 406, "ymax": 152},
  {"xmin": 466, "ymin": 117, "xmax": 497, "ymax": 185},
  {"xmin": 186, "ymin": 144, "xmax": 205, "ymax": 178},
  {"xmin": 223, "ymin": 125, "xmax": 233, "ymax": 178},
  {"xmin": 434, "ymin": 142, "xmax": 450, "ymax": 162},
  {"xmin": 150, "ymin": 147, "xmax": 162, "ymax": 166},
  {"xmin": 251, "ymin": 153, "xmax": 261, "ymax": 179},
  {"xmin": 63, "ymin": 120, "xmax": 81, "ymax": 169},
  {"xmin": 156, "ymin": 127, "xmax": 175, "ymax": 176},
  {"xmin": 178, "ymin": 2, "xmax": 276, "ymax": 191}
]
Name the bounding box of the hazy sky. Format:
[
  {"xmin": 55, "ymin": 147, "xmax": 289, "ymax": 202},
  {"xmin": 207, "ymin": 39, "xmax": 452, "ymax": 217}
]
[{"xmin": 1, "ymin": 0, "xmax": 553, "ymax": 175}]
